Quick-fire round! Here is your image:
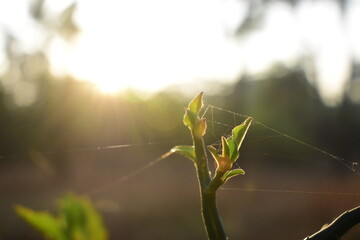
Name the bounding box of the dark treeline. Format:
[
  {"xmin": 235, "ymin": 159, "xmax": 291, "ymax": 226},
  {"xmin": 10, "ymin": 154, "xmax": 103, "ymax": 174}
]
[{"xmin": 1, "ymin": 64, "xmax": 359, "ymax": 172}]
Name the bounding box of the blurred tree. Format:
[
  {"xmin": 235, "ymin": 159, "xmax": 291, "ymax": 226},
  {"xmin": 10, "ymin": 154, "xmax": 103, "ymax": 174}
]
[
  {"xmin": 236, "ymin": 0, "xmax": 351, "ymax": 35},
  {"xmin": 0, "ymin": 0, "xmax": 79, "ymax": 174},
  {"xmin": 234, "ymin": 0, "xmax": 356, "ymax": 106},
  {"xmin": 0, "ymin": 0, "xmax": 78, "ymax": 109}
]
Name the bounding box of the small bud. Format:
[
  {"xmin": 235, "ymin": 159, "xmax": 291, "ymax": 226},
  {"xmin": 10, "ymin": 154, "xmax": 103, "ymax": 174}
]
[{"xmin": 207, "ymin": 145, "xmax": 232, "ymax": 173}]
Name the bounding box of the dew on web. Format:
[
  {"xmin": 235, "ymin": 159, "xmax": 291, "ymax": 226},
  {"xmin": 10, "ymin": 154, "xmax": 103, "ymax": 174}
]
[{"xmin": 352, "ymin": 162, "xmax": 360, "ymax": 173}]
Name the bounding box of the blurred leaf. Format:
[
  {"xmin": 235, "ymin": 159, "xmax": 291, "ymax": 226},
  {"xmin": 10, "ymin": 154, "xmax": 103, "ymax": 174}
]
[
  {"xmin": 235, "ymin": 1, "xmax": 264, "ymax": 36},
  {"xmin": 15, "ymin": 194, "xmax": 108, "ymax": 240},
  {"xmin": 188, "ymin": 92, "xmax": 203, "ymax": 115},
  {"xmin": 15, "ymin": 205, "xmax": 66, "ymax": 240},
  {"xmin": 29, "ymin": 0, "xmax": 45, "ymax": 20},
  {"xmin": 221, "ymin": 169, "xmax": 245, "ymax": 183},
  {"xmin": 60, "ymin": 194, "xmax": 108, "ymax": 240},
  {"xmin": 171, "ymin": 145, "xmax": 196, "ymax": 162},
  {"xmin": 58, "ymin": 3, "xmax": 79, "ymax": 40},
  {"xmin": 60, "ymin": 196, "xmax": 87, "ymax": 238}
]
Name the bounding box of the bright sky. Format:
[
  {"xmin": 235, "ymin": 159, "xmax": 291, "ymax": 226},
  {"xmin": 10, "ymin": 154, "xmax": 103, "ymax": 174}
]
[
  {"xmin": 1, "ymin": 0, "xmax": 360, "ymax": 105},
  {"xmin": 49, "ymin": 0, "xmax": 249, "ymax": 93}
]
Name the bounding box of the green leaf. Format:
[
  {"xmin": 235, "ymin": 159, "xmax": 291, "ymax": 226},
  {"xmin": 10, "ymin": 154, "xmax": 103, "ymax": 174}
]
[
  {"xmin": 171, "ymin": 145, "xmax": 196, "ymax": 161},
  {"xmin": 16, "ymin": 194, "xmax": 108, "ymax": 240},
  {"xmin": 183, "ymin": 108, "xmax": 198, "ymax": 129},
  {"xmin": 221, "ymin": 169, "xmax": 245, "ymax": 183},
  {"xmin": 227, "ymin": 118, "xmax": 252, "ymax": 162},
  {"xmin": 232, "ymin": 117, "xmax": 253, "ymax": 148},
  {"xmin": 188, "ymin": 92, "xmax": 203, "ymax": 115},
  {"xmin": 226, "ymin": 138, "xmax": 237, "ymax": 161},
  {"xmin": 230, "ymin": 150, "xmax": 239, "ymax": 163},
  {"xmin": 60, "ymin": 196, "xmax": 87, "ymax": 237},
  {"xmin": 15, "ymin": 205, "xmax": 66, "ymax": 240},
  {"xmin": 221, "ymin": 136, "xmax": 230, "ymax": 158}
]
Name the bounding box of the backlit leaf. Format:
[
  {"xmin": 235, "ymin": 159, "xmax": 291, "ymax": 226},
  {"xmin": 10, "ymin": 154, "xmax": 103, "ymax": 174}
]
[
  {"xmin": 207, "ymin": 145, "xmax": 221, "ymax": 165},
  {"xmin": 226, "ymin": 138, "xmax": 237, "ymax": 162},
  {"xmin": 171, "ymin": 145, "xmax": 196, "ymax": 161},
  {"xmin": 183, "ymin": 108, "xmax": 198, "ymax": 129},
  {"xmin": 230, "ymin": 150, "xmax": 239, "ymax": 163},
  {"xmin": 15, "ymin": 205, "xmax": 66, "ymax": 240},
  {"xmin": 16, "ymin": 194, "xmax": 108, "ymax": 240},
  {"xmin": 221, "ymin": 136, "xmax": 230, "ymax": 158},
  {"xmin": 231, "ymin": 117, "xmax": 252, "ymax": 149},
  {"xmin": 188, "ymin": 92, "xmax": 203, "ymax": 115},
  {"xmin": 221, "ymin": 169, "xmax": 245, "ymax": 183}
]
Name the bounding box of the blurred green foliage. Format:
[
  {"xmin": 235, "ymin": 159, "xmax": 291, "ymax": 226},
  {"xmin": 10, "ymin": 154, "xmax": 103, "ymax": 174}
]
[{"xmin": 15, "ymin": 194, "xmax": 108, "ymax": 240}]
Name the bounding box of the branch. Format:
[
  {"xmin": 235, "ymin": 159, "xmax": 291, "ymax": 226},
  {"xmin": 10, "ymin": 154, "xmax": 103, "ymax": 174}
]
[
  {"xmin": 192, "ymin": 133, "xmax": 227, "ymax": 240},
  {"xmin": 304, "ymin": 206, "xmax": 360, "ymax": 240}
]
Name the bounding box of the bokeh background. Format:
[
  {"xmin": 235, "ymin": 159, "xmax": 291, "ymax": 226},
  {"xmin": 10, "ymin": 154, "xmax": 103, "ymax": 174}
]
[{"xmin": 1, "ymin": 0, "xmax": 360, "ymax": 239}]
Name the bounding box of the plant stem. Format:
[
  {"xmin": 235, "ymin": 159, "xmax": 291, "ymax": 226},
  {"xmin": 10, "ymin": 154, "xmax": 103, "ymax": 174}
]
[
  {"xmin": 202, "ymin": 191, "xmax": 227, "ymax": 240},
  {"xmin": 192, "ymin": 133, "xmax": 227, "ymax": 240},
  {"xmin": 206, "ymin": 171, "xmax": 225, "ymax": 192}
]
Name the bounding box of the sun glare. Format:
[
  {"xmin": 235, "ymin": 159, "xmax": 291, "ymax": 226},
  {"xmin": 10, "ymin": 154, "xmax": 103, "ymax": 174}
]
[
  {"xmin": 95, "ymin": 80, "xmax": 124, "ymax": 94},
  {"xmin": 44, "ymin": 0, "xmax": 360, "ymax": 104},
  {"xmin": 47, "ymin": 0, "xmax": 249, "ymax": 94}
]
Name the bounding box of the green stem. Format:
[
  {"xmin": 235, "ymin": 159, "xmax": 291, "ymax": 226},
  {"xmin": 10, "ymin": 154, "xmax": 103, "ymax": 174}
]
[
  {"xmin": 206, "ymin": 171, "xmax": 225, "ymax": 192},
  {"xmin": 193, "ymin": 136, "xmax": 211, "ymax": 188},
  {"xmin": 192, "ymin": 133, "xmax": 227, "ymax": 240},
  {"xmin": 202, "ymin": 191, "xmax": 227, "ymax": 240}
]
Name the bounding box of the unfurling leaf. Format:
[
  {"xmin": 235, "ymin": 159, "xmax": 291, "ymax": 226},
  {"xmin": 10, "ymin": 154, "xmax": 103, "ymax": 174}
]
[
  {"xmin": 229, "ymin": 117, "xmax": 253, "ymax": 162},
  {"xmin": 171, "ymin": 145, "xmax": 196, "ymax": 161},
  {"xmin": 188, "ymin": 92, "xmax": 204, "ymax": 115},
  {"xmin": 221, "ymin": 169, "xmax": 245, "ymax": 183},
  {"xmin": 207, "ymin": 117, "xmax": 252, "ymax": 173},
  {"xmin": 231, "ymin": 117, "xmax": 253, "ymax": 148},
  {"xmin": 207, "ymin": 145, "xmax": 232, "ymax": 172}
]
